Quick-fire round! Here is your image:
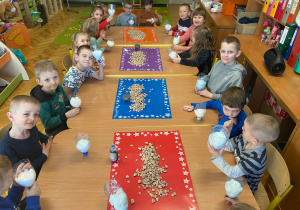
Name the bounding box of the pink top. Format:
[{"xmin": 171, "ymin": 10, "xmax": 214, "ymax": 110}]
[{"xmin": 179, "ymin": 24, "xmax": 196, "ymax": 51}]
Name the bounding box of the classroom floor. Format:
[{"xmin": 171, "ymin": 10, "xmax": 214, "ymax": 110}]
[{"xmin": 0, "ymin": 3, "xmax": 180, "ymax": 131}]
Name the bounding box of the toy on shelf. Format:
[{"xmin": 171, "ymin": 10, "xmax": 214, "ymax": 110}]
[
  {"xmin": 264, "ymin": 27, "xmax": 271, "ymax": 42},
  {"xmin": 0, "ymin": 23, "xmax": 31, "ymax": 49},
  {"xmin": 10, "ymin": 48, "xmax": 27, "ymax": 65},
  {"xmin": 267, "ymin": 24, "xmax": 279, "ymax": 44},
  {"xmin": 0, "ymin": 1, "xmax": 16, "ymax": 22},
  {"xmin": 261, "ymin": 19, "xmax": 272, "ymax": 41}
]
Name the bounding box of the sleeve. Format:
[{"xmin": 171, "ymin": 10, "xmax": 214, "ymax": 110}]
[
  {"xmin": 30, "ymin": 153, "xmax": 47, "ymax": 171},
  {"xmin": 85, "ymin": 68, "xmax": 95, "ymax": 77},
  {"xmin": 178, "ymin": 50, "xmax": 190, "ymax": 59},
  {"xmin": 224, "ymin": 137, "xmax": 239, "ymax": 152},
  {"xmin": 182, "ymin": 45, "xmax": 192, "ymax": 51},
  {"xmin": 191, "ymin": 100, "xmax": 217, "ymax": 109},
  {"xmin": 26, "ymin": 196, "xmax": 41, "ymax": 210},
  {"xmin": 38, "ymin": 130, "xmax": 49, "ymax": 144},
  {"xmin": 90, "ymin": 37, "xmax": 97, "ymax": 48},
  {"xmin": 39, "ymin": 103, "xmax": 63, "ymax": 130},
  {"xmin": 180, "ymin": 50, "xmax": 210, "ymax": 67},
  {"xmin": 137, "ymin": 11, "xmax": 147, "ymax": 24},
  {"xmin": 212, "ymin": 93, "xmax": 222, "ymax": 101},
  {"xmin": 210, "ymin": 155, "xmax": 245, "ymax": 178},
  {"xmin": 133, "ymin": 15, "xmax": 138, "ymax": 26},
  {"xmin": 96, "ymin": 37, "xmax": 103, "ymax": 46},
  {"xmin": 181, "ymin": 30, "xmax": 186, "ymax": 36},
  {"xmin": 171, "ymin": 24, "xmax": 178, "ymax": 34},
  {"xmin": 1, "ymin": 142, "xmax": 21, "ymax": 167},
  {"xmin": 62, "ymin": 86, "xmax": 70, "ymax": 107},
  {"xmin": 179, "ymin": 27, "xmax": 191, "ymax": 43},
  {"xmin": 99, "ymin": 20, "xmax": 109, "ymax": 31},
  {"xmin": 63, "ymin": 69, "xmax": 79, "ymax": 88},
  {"xmin": 5, "ymin": 185, "xmax": 24, "ymax": 206},
  {"xmin": 191, "ymin": 101, "xmax": 206, "ymax": 108},
  {"xmin": 153, "ymin": 13, "xmax": 160, "ymax": 26},
  {"xmin": 230, "ymin": 74, "xmax": 243, "ymax": 88},
  {"xmin": 116, "ymin": 15, "xmax": 122, "ymax": 26}
]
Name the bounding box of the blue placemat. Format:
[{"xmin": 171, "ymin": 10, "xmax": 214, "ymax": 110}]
[{"xmin": 112, "ymin": 78, "xmax": 172, "ymax": 119}]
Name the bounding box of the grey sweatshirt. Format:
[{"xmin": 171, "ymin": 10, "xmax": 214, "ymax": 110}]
[
  {"xmin": 207, "ymin": 60, "xmax": 247, "ymax": 100},
  {"xmin": 116, "ymin": 13, "xmax": 138, "ymax": 26}
]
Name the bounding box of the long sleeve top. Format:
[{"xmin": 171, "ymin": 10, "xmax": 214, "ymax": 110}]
[
  {"xmin": 179, "ymin": 24, "xmax": 196, "ymax": 51},
  {"xmin": 171, "ymin": 18, "xmax": 191, "ymax": 36},
  {"xmin": 116, "ymin": 13, "xmax": 138, "ymax": 26},
  {"xmin": 0, "ymin": 185, "xmax": 41, "ymax": 210},
  {"xmin": 137, "ymin": 10, "xmax": 161, "ymax": 26},
  {"xmin": 94, "ymin": 20, "xmax": 109, "ymax": 39}
]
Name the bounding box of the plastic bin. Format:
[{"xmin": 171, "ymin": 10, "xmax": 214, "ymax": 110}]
[{"xmin": 222, "ymin": 0, "xmax": 248, "ymax": 16}]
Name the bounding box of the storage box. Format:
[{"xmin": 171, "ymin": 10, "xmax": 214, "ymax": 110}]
[
  {"xmin": 222, "ymin": 0, "xmax": 248, "ymax": 16},
  {"xmin": 233, "ymin": 4, "xmax": 246, "ymax": 19},
  {"xmin": 259, "ymin": 90, "xmax": 295, "ymax": 141},
  {"xmin": 236, "ymin": 12, "xmax": 260, "ymax": 35}
]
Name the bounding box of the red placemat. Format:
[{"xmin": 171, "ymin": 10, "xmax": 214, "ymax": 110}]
[
  {"xmin": 123, "ymin": 27, "xmax": 158, "ymax": 43},
  {"xmin": 108, "ymin": 131, "xmax": 198, "ymax": 210}
]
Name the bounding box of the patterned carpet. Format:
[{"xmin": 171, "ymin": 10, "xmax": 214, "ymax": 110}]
[{"xmin": 52, "ymin": 6, "xmax": 171, "ymax": 45}]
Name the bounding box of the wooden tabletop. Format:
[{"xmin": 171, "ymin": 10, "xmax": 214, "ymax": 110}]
[
  {"xmin": 233, "ymin": 35, "xmax": 300, "ymax": 123},
  {"xmin": 67, "ymin": 76, "xmax": 219, "ymax": 129},
  {"xmin": 38, "ymin": 127, "xmax": 259, "ymax": 210}
]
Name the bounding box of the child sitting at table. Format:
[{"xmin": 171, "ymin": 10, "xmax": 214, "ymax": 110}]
[
  {"xmin": 63, "ymin": 45, "xmax": 105, "ymax": 97},
  {"xmin": 171, "ymin": 25, "xmax": 215, "ymax": 77},
  {"xmin": 137, "ymin": 0, "xmax": 160, "ymax": 26},
  {"xmin": 196, "ymin": 36, "xmax": 246, "ymax": 101},
  {"xmin": 90, "ymin": 6, "xmax": 114, "ymax": 39},
  {"xmin": 207, "ymin": 113, "xmax": 280, "ymax": 194},
  {"xmin": 116, "ymin": 1, "xmax": 138, "ymax": 26},
  {"xmin": 168, "ymin": 3, "xmax": 191, "ymax": 38},
  {"xmin": 0, "ymin": 95, "xmax": 53, "ymax": 178},
  {"xmin": 0, "ymin": 155, "xmax": 41, "ymax": 209},
  {"xmin": 173, "ymin": 7, "xmax": 206, "ymax": 51},
  {"xmin": 183, "ymin": 86, "xmax": 247, "ymax": 138},
  {"xmin": 30, "ymin": 60, "xmax": 80, "ymax": 137}
]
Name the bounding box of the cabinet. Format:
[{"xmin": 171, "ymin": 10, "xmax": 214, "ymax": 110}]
[
  {"xmin": 200, "ymin": 3, "xmax": 236, "ymax": 58},
  {"xmin": 0, "ymin": 42, "xmax": 29, "ymax": 106}
]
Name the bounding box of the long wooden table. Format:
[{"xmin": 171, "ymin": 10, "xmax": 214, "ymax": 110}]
[{"xmin": 39, "ymin": 127, "xmax": 259, "ymax": 210}]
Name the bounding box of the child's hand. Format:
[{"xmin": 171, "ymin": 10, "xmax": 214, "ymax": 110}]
[
  {"xmin": 42, "ymin": 136, "xmax": 53, "ymax": 157},
  {"xmin": 153, "ymin": 17, "xmax": 158, "ymax": 23},
  {"xmin": 171, "ymin": 55, "xmax": 181, "ymax": 64},
  {"xmin": 13, "ymin": 162, "xmax": 32, "ymax": 186},
  {"xmin": 107, "ymin": 15, "xmax": 113, "ymax": 22},
  {"xmin": 167, "ymin": 30, "xmax": 173, "ymax": 36},
  {"xmin": 65, "ymin": 108, "xmax": 80, "ymax": 118},
  {"xmin": 225, "ymin": 196, "xmax": 240, "ymax": 205},
  {"xmin": 99, "ymin": 61, "xmax": 105, "ymax": 68},
  {"xmin": 224, "ymin": 120, "xmax": 233, "ymax": 133},
  {"xmin": 207, "ymin": 141, "xmax": 226, "ymax": 159},
  {"xmin": 25, "ymin": 182, "xmax": 41, "ymax": 197},
  {"xmin": 104, "ymin": 46, "xmax": 111, "ymax": 52},
  {"xmin": 198, "ymin": 89, "xmax": 213, "ymax": 99},
  {"xmin": 194, "ymin": 86, "xmax": 201, "ymax": 95},
  {"xmin": 183, "ymin": 105, "xmax": 194, "ymax": 112},
  {"xmin": 173, "ymin": 44, "xmax": 182, "ymax": 51}
]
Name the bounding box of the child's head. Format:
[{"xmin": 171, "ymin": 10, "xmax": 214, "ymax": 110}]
[
  {"xmin": 189, "ymin": 25, "xmax": 215, "ymax": 60},
  {"xmin": 123, "ymin": 1, "xmax": 133, "ymax": 15},
  {"xmin": 142, "ymin": 0, "xmax": 153, "ymax": 12},
  {"xmin": 72, "ymin": 31, "xmax": 90, "ymax": 50},
  {"xmin": 82, "ymin": 17, "xmax": 99, "ymax": 37},
  {"xmin": 221, "ymin": 86, "xmax": 246, "ymax": 118},
  {"xmin": 0, "ymin": 155, "xmax": 12, "ymax": 195},
  {"xmin": 7, "ymin": 95, "xmax": 41, "ymax": 130},
  {"xmin": 220, "ymin": 36, "xmax": 241, "ymax": 66},
  {"xmin": 91, "ymin": 6, "xmax": 104, "ymax": 22},
  {"xmin": 243, "ymin": 113, "xmax": 280, "ymax": 146},
  {"xmin": 34, "ymin": 60, "xmax": 60, "ymax": 94},
  {"xmin": 179, "ymin": 3, "xmax": 191, "ymax": 20},
  {"xmin": 75, "ymin": 45, "xmax": 94, "ymax": 71},
  {"xmin": 191, "ymin": 7, "xmax": 206, "ymax": 26},
  {"xmin": 229, "ymin": 203, "xmax": 257, "ymax": 210}
]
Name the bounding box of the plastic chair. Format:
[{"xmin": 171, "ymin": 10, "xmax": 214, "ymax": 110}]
[
  {"xmin": 62, "ymin": 54, "xmax": 72, "ymax": 76},
  {"xmin": 243, "ymin": 105, "xmax": 252, "ymax": 116},
  {"xmin": 254, "ymin": 143, "xmax": 294, "ymax": 210},
  {"xmin": 0, "ymin": 122, "xmax": 12, "ymax": 141}
]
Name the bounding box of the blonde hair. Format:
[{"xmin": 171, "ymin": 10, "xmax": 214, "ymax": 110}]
[
  {"xmin": 189, "ymin": 25, "xmax": 215, "ymax": 60},
  {"xmin": 9, "ymin": 95, "xmax": 40, "ymax": 113},
  {"xmin": 179, "ymin": 3, "xmax": 191, "ymax": 11},
  {"xmin": 34, "ymin": 60, "xmax": 58, "ymax": 79},
  {"xmin": 229, "ymin": 203, "xmax": 257, "ymax": 210},
  {"xmin": 246, "ymin": 113, "xmax": 280, "ymax": 143},
  {"xmin": 71, "ymin": 31, "xmax": 90, "ymax": 51},
  {"xmin": 0, "ymin": 155, "xmax": 11, "ymax": 189},
  {"xmin": 81, "ymin": 17, "xmax": 99, "ymax": 37},
  {"xmin": 221, "ymin": 36, "xmax": 241, "ymax": 51}
]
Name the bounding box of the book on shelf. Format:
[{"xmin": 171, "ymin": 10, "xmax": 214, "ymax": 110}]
[
  {"xmin": 270, "ymin": 0, "xmax": 280, "ymax": 16},
  {"xmin": 286, "ymin": 0, "xmax": 299, "ymax": 23},
  {"xmin": 278, "ymin": 23, "xmax": 297, "ymax": 57},
  {"xmin": 274, "ymin": 0, "xmax": 287, "ymax": 19},
  {"xmin": 281, "ymin": 0, "xmax": 294, "ymax": 23},
  {"xmin": 287, "ymin": 27, "xmax": 300, "ymax": 67}
]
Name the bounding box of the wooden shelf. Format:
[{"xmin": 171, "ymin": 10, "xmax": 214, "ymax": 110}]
[
  {"xmin": 0, "ymin": 51, "xmax": 12, "ymax": 69},
  {"xmin": 255, "ymin": 0, "xmax": 264, "ymax": 5}
]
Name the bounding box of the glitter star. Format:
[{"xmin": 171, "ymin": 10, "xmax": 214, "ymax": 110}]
[
  {"xmin": 175, "ymin": 137, "xmax": 179, "ymax": 140},
  {"xmin": 174, "ymin": 132, "xmax": 179, "ymax": 135},
  {"xmin": 116, "ymin": 137, "xmax": 121, "ymax": 140},
  {"xmin": 189, "ymin": 188, "xmax": 193, "ymax": 192},
  {"xmin": 126, "ymin": 133, "xmax": 132, "ymax": 136},
  {"xmin": 179, "ymin": 157, "xmax": 184, "ymax": 162},
  {"xmin": 192, "ymin": 200, "xmax": 195, "ymax": 203},
  {"xmin": 178, "ymin": 151, "xmax": 184, "ymax": 156},
  {"xmin": 183, "ymin": 171, "xmax": 189, "ymax": 176},
  {"xmin": 189, "ymin": 193, "xmax": 194, "ymax": 198},
  {"xmin": 183, "ymin": 178, "xmax": 190, "ymax": 184},
  {"xmin": 115, "ymin": 133, "xmax": 120, "ymax": 136},
  {"xmin": 115, "ymin": 141, "xmax": 120, "ymax": 145},
  {"xmin": 189, "ymin": 207, "xmax": 196, "ymax": 210},
  {"xmin": 181, "ymin": 162, "xmax": 186, "ymax": 167},
  {"xmin": 133, "ymin": 132, "xmax": 139, "ymax": 137},
  {"xmin": 154, "ymin": 133, "xmax": 159, "ymax": 136},
  {"xmin": 185, "ymin": 185, "xmax": 189, "ymax": 188},
  {"xmin": 113, "ymin": 163, "xmax": 119, "ymax": 167}
]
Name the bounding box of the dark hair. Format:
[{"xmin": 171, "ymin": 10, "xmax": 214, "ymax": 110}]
[
  {"xmin": 179, "ymin": 3, "xmax": 191, "ymax": 11},
  {"xmin": 142, "ymin": 0, "xmax": 153, "ymax": 7},
  {"xmin": 189, "ymin": 25, "xmax": 215, "ymax": 60},
  {"xmin": 191, "ymin": 7, "xmax": 206, "ymax": 24},
  {"xmin": 124, "ymin": 0, "xmax": 133, "ymax": 6},
  {"xmin": 90, "ymin": 6, "xmax": 104, "ymax": 17},
  {"xmin": 221, "ymin": 36, "xmax": 241, "ymax": 51},
  {"xmin": 221, "ymin": 86, "xmax": 246, "ymax": 109},
  {"xmin": 77, "ymin": 45, "xmax": 91, "ymax": 55}
]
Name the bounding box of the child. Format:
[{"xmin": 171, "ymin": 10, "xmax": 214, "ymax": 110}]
[
  {"xmin": 137, "ymin": 0, "xmax": 160, "ymax": 26},
  {"xmin": 63, "ymin": 45, "xmax": 105, "ymax": 96},
  {"xmin": 0, "ymin": 155, "xmax": 41, "ymax": 209},
  {"xmin": 90, "ymin": 6, "xmax": 113, "ymax": 39},
  {"xmin": 207, "ymin": 113, "xmax": 280, "ymax": 194},
  {"xmin": 183, "ymin": 86, "xmax": 247, "ymax": 138},
  {"xmin": 116, "ymin": 1, "xmax": 138, "ymax": 26},
  {"xmin": 173, "ymin": 7, "xmax": 206, "ymax": 51},
  {"xmin": 71, "ymin": 31, "xmax": 90, "ymax": 66},
  {"xmin": 171, "ymin": 25, "xmax": 215, "ymax": 77},
  {"xmin": 0, "ymin": 95, "xmax": 52, "ymax": 178},
  {"xmin": 168, "ymin": 3, "xmax": 191, "ymax": 37},
  {"xmin": 196, "ymin": 36, "xmax": 247, "ymax": 100},
  {"xmin": 225, "ymin": 197, "xmax": 257, "ymax": 210},
  {"xmin": 30, "ymin": 60, "xmax": 80, "ymax": 137}
]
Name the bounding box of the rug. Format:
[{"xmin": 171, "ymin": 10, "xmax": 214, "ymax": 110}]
[
  {"xmin": 123, "ymin": 27, "xmax": 158, "ymax": 43},
  {"xmin": 51, "ymin": 6, "xmax": 171, "ymax": 45},
  {"xmin": 119, "ymin": 48, "xmax": 163, "ymax": 71},
  {"xmin": 112, "ymin": 78, "xmax": 171, "ymax": 119},
  {"xmin": 108, "ymin": 130, "xmax": 199, "ymax": 209}
]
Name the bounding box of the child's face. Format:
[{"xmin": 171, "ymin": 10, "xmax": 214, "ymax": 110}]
[
  {"xmin": 8, "ymin": 102, "xmax": 40, "ymax": 130},
  {"xmin": 0, "ymin": 170, "xmax": 13, "ymax": 194},
  {"xmin": 76, "ymin": 48, "xmax": 94, "ymax": 71},
  {"xmin": 75, "ymin": 34, "xmax": 90, "ymax": 48},
  {"xmin": 222, "ymin": 105, "xmax": 241, "ymax": 118},
  {"xmin": 144, "ymin": 4, "xmax": 152, "ymax": 12},
  {"xmin": 124, "ymin": 4, "xmax": 133, "ymax": 15},
  {"xmin": 193, "ymin": 15, "xmax": 205, "ymax": 26},
  {"xmin": 179, "ymin": 6, "xmax": 190, "ymax": 20},
  {"xmin": 92, "ymin": 9, "xmax": 103, "ymax": 22},
  {"xmin": 37, "ymin": 70, "xmax": 60, "ymax": 94},
  {"xmin": 220, "ymin": 42, "xmax": 241, "ymax": 66}
]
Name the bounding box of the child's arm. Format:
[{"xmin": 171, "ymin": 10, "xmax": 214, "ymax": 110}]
[
  {"xmin": 179, "ymin": 50, "xmax": 211, "ymax": 67},
  {"xmin": 116, "ymin": 15, "xmax": 122, "ymax": 26},
  {"xmin": 4, "ymin": 185, "xmax": 25, "ymax": 206},
  {"xmin": 25, "ymin": 182, "xmax": 41, "ymax": 210},
  {"xmin": 170, "ymin": 24, "xmax": 178, "ymax": 36},
  {"xmin": 91, "ymin": 61, "xmax": 105, "ymax": 80},
  {"xmin": 137, "ymin": 11, "xmax": 151, "ymax": 24}
]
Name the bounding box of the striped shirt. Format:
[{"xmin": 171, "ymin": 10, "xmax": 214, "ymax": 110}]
[{"xmin": 211, "ymin": 134, "xmax": 266, "ymax": 194}]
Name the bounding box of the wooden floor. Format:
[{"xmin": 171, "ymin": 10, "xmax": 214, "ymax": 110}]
[{"xmin": 0, "ymin": 3, "xmax": 180, "ymax": 131}]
